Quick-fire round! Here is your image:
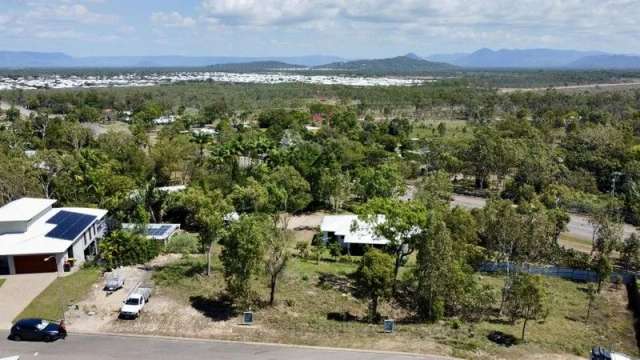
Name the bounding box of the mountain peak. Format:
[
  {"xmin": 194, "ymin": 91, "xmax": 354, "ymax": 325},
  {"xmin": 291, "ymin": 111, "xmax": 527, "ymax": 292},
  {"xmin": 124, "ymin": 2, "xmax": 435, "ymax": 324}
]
[{"xmin": 404, "ymin": 52, "xmax": 423, "ymax": 60}]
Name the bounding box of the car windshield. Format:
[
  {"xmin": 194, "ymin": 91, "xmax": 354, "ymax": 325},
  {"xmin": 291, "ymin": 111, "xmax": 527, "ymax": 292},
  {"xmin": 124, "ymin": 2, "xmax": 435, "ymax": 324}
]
[
  {"xmin": 35, "ymin": 320, "xmax": 50, "ymax": 331},
  {"xmin": 125, "ymin": 298, "xmax": 139, "ymax": 305}
]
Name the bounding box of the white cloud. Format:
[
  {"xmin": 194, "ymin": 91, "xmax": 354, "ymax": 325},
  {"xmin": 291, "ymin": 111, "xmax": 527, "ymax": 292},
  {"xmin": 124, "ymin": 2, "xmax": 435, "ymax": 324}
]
[
  {"xmin": 198, "ymin": 0, "xmax": 640, "ymax": 43},
  {"xmin": 151, "ymin": 11, "xmax": 196, "ymax": 28},
  {"xmin": 24, "ymin": 2, "xmax": 118, "ymax": 25},
  {"xmin": 200, "ymin": 0, "xmax": 337, "ymax": 26}
]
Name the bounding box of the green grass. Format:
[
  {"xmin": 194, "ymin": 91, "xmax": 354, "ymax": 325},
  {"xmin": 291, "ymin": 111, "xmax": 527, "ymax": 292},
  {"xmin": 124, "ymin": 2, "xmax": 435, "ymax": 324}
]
[
  {"xmin": 0, "ymin": 278, "xmax": 5, "ymax": 288},
  {"xmin": 16, "ymin": 266, "xmax": 102, "ymax": 321},
  {"xmin": 466, "ymin": 274, "xmax": 638, "ymax": 358},
  {"xmin": 559, "ymin": 233, "xmax": 593, "ymax": 254},
  {"xmin": 150, "ymin": 255, "xmax": 637, "ymax": 359}
]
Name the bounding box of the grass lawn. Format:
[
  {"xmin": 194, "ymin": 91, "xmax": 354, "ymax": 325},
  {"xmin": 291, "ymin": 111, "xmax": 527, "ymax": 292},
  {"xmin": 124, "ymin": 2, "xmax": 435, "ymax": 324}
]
[
  {"xmin": 151, "ymin": 254, "xmax": 638, "ymax": 359},
  {"xmin": 559, "ymin": 233, "xmax": 593, "ymax": 254},
  {"xmin": 0, "ymin": 278, "xmax": 5, "ymax": 288},
  {"xmin": 17, "ymin": 266, "xmax": 102, "ymax": 321}
]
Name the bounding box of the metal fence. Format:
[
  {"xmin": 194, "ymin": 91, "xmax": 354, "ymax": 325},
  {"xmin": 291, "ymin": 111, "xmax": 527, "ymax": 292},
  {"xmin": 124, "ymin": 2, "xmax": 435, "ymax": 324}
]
[{"xmin": 478, "ymin": 262, "xmax": 635, "ymax": 284}]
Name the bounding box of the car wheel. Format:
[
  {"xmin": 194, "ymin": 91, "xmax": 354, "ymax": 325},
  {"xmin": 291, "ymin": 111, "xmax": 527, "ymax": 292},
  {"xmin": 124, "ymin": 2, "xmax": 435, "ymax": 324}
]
[{"xmin": 12, "ymin": 334, "xmax": 21, "ymax": 341}]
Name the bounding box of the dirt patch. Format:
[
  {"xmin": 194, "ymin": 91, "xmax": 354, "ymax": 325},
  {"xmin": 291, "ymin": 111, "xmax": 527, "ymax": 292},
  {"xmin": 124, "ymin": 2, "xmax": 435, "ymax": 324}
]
[
  {"xmin": 65, "ymin": 255, "xmax": 179, "ymax": 333},
  {"xmin": 287, "ymin": 212, "xmax": 326, "ymax": 230}
]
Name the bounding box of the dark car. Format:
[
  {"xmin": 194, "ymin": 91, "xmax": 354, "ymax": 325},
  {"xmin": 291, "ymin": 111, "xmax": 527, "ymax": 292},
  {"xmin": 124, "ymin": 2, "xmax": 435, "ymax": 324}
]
[{"xmin": 9, "ymin": 318, "xmax": 67, "ymax": 342}]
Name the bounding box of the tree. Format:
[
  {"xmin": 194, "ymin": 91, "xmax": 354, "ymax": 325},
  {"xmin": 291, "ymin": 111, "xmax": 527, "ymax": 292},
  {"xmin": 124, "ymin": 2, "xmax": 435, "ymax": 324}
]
[
  {"xmin": 220, "ymin": 214, "xmax": 271, "ymax": 306},
  {"xmin": 592, "ymin": 254, "xmax": 612, "ymax": 293},
  {"xmin": 354, "ymin": 248, "xmax": 394, "ymax": 323},
  {"xmin": 354, "ymin": 162, "xmax": 403, "ymax": 202},
  {"xmin": 196, "ymin": 191, "xmax": 231, "ymax": 276},
  {"xmin": 5, "ymin": 106, "xmax": 20, "ymax": 122},
  {"xmin": 358, "ymin": 198, "xmax": 427, "ymax": 294},
  {"xmin": 190, "ymin": 132, "xmax": 211, "ymax": 164},
  {"xmin": 317, "ymin": 171, "xmax": 352, "ymax": 211},
  {"xmin": 504, "ymin": 274, "xmax": 547, "ymax": 341},
  {"xmin": 590, "ymin": 210, "xmax": 623, "ymax": 257},
  {"xmin": 414, "ymin": 211, "xmax": 462, "ymax": 321},
  {"xmin": 621, "ymin": 233, "xmax": 640, "ymax": 271},
  {"xmin": 173, "ymin": 188, "xmax": 231, "ymax": 276},
  {"xmin": 33, "ymin": 150, "xmax": 65, "ymax": 199},
  {"xmin": 327, "ymin": 239, "xmax": 343, "ymax": 260},
  {"xmin": 477, "ymin": 199, "xmax": 555, "ymax": 313},
  {"xmin": 99, "ymin": 230, "xmax": 160, "ymax": 269},
  {"xmin": 229, "ymin": 178, "xmax": 269, "ymax": 213},
  {"xmin": 265, "ymin": 165, "xmax": 312, "ymax": 215},
  {"xmin": 265, "ymin": 226, "xmax": 289, "ymax": 306},
  {"xmin": 414, "ymin": 170, "xmax": 453, "ymax": 206}
]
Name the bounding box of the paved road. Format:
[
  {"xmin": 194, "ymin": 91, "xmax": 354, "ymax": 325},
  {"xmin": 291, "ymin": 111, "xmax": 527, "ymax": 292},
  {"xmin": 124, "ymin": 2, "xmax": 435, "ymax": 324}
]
[
  {"xmin": 0, "ymin": 332, "xmax": 444, "ymax": 360},
  {"xmin": 0, "ymin": 274, "xmax": 57, "ymax": 330},
  {"xmin": 451, "ymin": 194, "xmax": 637, "ymax": 241}
]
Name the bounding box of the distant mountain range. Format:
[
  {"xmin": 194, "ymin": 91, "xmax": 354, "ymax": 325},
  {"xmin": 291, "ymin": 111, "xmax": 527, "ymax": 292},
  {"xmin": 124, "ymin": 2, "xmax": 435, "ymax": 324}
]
[
  {"xmin": 0, "ymin": 51, "xmax": 344, "ymax": 68},
  {"xmin": 2, "ymin": 49, "xmax": 640, "ymax": 70},
  {"xmin": 567, "ymin": 55, "xmax": 640, "ymax": 69},
  {"xmin": 317, "ymin": 55, "xmax": 455, "ymax": 73},
  {"xmin": 424, "ymin": 48, "xmax": 640, "ymax": 69}
]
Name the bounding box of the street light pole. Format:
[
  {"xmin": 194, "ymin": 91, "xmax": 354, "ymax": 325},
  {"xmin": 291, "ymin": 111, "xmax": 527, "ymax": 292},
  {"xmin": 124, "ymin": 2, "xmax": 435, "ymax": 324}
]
[{"xmin": 44, "ymin": 255, "xmax": 65, "ymax": 322}]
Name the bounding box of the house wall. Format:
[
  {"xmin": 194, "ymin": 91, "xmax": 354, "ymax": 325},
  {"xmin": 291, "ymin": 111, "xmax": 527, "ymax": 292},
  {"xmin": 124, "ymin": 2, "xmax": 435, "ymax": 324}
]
[
  {"xmin": 3, "ymin": 217, "xmax": 106, "ymax": 275},
  {"xmin": 0, "ymin": 205, "xmax": 53, "ymax": 235}
]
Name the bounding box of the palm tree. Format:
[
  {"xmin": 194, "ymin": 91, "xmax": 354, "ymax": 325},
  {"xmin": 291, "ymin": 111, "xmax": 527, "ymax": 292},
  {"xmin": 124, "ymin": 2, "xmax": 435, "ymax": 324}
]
[{"xmin": 190, "ymin": 132, "xmax": 211, "ymax": 163}]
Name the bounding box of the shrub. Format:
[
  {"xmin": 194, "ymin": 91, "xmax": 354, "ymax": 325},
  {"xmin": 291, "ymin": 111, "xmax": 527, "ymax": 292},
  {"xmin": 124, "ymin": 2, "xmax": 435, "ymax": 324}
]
[
  {"xmin": 327, "ymin": 240, "xmax": 343, "ymax": 260},
  {"xmin": 295, "ymin": 241, "xmax": 311, "ymax": 258},
  {"xmin": 99, "ymin": 230, "xmax": 160, "ymax": 269},
  {"xmin": 165, "ymin": 232, "xmax": 200, "ymax": 254}
]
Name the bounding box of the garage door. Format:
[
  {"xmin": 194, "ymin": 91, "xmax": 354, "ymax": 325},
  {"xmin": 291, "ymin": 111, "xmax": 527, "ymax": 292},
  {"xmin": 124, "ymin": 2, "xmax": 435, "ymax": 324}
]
[{"xmin": 13, "ymin": 255, "xmax": 57, "ymax": 274}]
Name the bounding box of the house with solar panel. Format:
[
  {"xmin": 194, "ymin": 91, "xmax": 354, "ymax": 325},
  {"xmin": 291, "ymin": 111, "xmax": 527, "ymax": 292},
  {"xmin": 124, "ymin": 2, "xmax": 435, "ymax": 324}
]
[{"xmin": 0, "ymin": 198, "xmax": 107, "ymax": 275}]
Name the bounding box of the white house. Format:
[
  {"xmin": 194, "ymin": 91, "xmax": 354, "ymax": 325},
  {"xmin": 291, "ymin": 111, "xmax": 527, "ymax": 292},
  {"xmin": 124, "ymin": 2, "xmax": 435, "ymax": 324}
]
[
  {"xmin": 0, "ymin": 198, "xmax": 107, "ymax": 275},
  {"xmin": 319, "ymin": 215, "xmax": 389, "ymax": 252}
]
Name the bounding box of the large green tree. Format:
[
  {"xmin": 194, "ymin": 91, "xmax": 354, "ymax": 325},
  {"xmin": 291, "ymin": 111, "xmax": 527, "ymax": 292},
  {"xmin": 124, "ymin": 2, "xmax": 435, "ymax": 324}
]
[
  {"xmin": 354, "ymin": 248, "xmax": 395, "ymax": 323},
  {"xmin": 220, "ymin": 214, "xmax": 271, "ymax": 306}
]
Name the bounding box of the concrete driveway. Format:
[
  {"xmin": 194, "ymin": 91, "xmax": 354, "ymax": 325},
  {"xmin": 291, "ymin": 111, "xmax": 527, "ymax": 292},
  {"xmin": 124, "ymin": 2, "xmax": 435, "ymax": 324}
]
[{"xmin": 0, "ymin": 273, "xmax": 57, "ymax": 329}]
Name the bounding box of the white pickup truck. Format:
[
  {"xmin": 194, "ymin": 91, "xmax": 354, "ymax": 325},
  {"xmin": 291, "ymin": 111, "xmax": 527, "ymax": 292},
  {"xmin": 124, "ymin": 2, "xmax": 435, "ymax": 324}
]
[{"xmin": 119, "ymin": 286, "xmax": 152, "ymax": 319}]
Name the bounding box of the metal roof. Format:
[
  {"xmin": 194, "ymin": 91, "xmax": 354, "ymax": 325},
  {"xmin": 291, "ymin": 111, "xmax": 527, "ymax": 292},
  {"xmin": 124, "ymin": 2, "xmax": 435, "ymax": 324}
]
[{"xmin": 0, "ymin": 198, "xmax": 57, "ymax": 223}]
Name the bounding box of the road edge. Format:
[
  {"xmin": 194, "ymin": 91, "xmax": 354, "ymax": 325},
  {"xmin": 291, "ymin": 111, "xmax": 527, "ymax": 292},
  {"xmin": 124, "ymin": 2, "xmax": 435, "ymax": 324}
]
[{"xmin": 69, "ymin": 330, "xmax": 459, "ymax": 359}]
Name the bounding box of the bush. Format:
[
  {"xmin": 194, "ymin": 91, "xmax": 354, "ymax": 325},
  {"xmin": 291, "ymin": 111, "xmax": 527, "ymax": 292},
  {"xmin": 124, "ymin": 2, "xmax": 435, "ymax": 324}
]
[
  {"xmin": 327, "ymin": 240, "xmax": 343, "ymax": 260},
  {"xmin": 165, "ymin": 233, "xmax": 200, "ymax": 254},
  {"xmin": 295, "ymin": 241, "xmax": 311, "ymax": 258},
  {"xmin": 99, "ymin": 230, "xmax": 160, "ymax": 269}
]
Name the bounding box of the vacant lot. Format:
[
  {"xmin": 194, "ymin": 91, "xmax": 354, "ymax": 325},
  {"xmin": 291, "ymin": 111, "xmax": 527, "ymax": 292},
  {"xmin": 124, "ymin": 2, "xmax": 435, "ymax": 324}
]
[{"xmin": 62, "ymin": 250, "xmax": 638, "ymax": 360}]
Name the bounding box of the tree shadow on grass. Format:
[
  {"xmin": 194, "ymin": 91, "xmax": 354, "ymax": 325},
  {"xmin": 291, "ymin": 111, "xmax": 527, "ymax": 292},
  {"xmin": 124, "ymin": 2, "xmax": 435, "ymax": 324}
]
[{"xmin": 190, "ymin": 295, "xmax": 237, "ymax": 321}]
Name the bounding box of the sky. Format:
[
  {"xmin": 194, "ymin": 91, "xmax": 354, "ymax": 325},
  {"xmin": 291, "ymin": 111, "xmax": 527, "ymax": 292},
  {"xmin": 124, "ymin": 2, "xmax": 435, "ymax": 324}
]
[{"xmin": 1, "ymin": 0, "xmax": 639, "ymax": 58}]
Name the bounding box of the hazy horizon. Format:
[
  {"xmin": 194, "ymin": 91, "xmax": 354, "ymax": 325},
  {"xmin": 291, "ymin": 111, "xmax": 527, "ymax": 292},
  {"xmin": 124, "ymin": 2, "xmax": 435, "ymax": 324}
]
[{"xmin": 1, "ymin": 0, "xmax": 639, "ymax": 58}]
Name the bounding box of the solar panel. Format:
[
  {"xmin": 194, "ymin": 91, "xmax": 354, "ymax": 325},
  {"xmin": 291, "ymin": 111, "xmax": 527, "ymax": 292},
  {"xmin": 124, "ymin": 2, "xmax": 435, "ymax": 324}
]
[
  {"xmin": 47, "ymin": 210, "xmax": 73, "ymax": 224},
  {"xmin": 147, "ymin": 225, "xmax": 171, "ymax": 237},
  {"xmin": 46, "ymin": 211, "xmax": 97, "ymax": 240}
]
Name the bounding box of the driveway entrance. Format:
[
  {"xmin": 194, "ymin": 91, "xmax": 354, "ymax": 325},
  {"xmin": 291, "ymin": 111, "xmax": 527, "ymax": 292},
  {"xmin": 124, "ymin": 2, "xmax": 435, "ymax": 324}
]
[{"xmin": 0, "ymin": 273, "xmax": 57, "ymax": 329}]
